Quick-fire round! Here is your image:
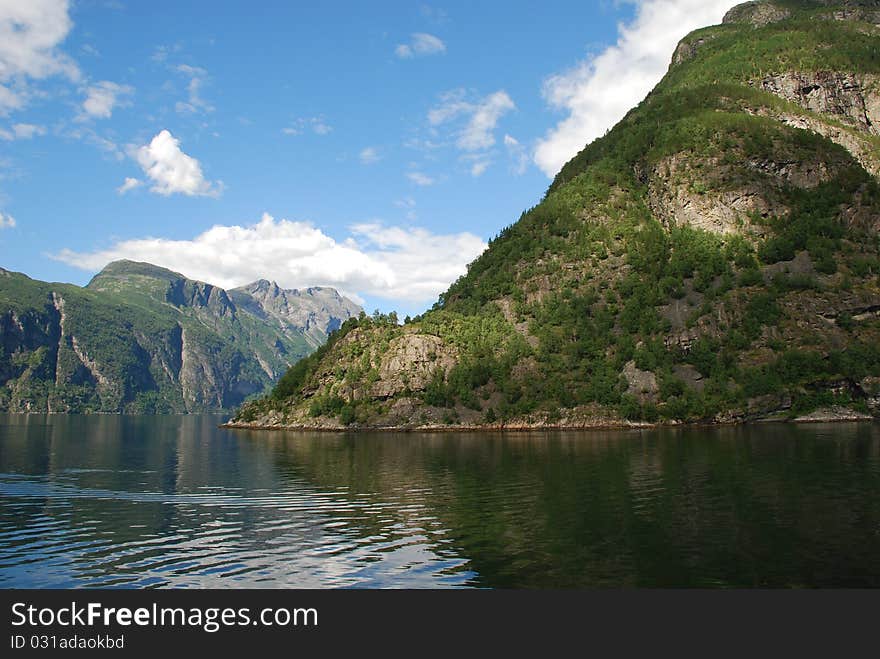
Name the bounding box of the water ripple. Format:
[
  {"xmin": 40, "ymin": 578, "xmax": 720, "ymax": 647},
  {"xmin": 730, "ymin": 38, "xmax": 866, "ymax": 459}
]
[{"xmin": 1, "ymin": 415, "xmax": 879, "ymax": 587}]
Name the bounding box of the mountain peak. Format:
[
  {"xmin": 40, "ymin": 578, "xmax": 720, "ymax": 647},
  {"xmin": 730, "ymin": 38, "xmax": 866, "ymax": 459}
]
[
  {"xmin": 723, "ymin": 0, "xmax": 880, "ymax": 26},
  {"xmin": 229, "ymin": 280, "xmax": 361, "ymax": 339},
  {"xmin": 91, "ymin": 260, "xmax": 186, "ymax": 282}
]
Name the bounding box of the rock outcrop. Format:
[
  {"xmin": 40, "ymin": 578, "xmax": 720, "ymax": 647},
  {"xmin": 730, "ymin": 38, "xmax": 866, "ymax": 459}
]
[
  {"xmin": 754, "ymin": 71, "xmax": 880, "ymax": 136},
  {"xmin": 372, "ymin": 333, "xmax": 458, "ymax": 398},
  {"xmin": 230, "ymin": 280, "xmax": 360, "ymax": 346},
  {"xmin": 723, "ymin": 1, "xmax": 791, "ymax": 28}
]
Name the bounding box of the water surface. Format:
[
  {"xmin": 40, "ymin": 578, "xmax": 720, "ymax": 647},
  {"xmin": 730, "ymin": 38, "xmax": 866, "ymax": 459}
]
[{"xmin": 1, "ymin": 414, "xmax": 878, "ymax": 588}]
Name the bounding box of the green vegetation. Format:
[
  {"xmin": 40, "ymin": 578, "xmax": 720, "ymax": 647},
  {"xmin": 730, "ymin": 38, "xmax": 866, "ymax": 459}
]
[
  {"xmin": 240, "ymin": 1, "xmax": 880, "ymax": 428},
  {"xmin": 0, "ymin": 261, "xmax": 352, "ymax": 413}
]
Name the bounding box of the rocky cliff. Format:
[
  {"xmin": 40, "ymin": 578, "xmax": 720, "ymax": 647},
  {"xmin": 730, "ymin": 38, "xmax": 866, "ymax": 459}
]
[
  {"xmin": 0, "ymin": 261, "xmax": 361, "ymax": 413},
  {"xmin": 229, "ymin": 280, "xmax": 362, "ymax": 347},
  {"xmin": 231, "ymin": 0, "xmax": 880, "ymax": 431}
]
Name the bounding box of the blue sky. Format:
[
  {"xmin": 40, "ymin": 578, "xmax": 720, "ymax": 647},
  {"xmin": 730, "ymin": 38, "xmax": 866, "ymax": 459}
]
[{"xmin": 0, "ymin": 0, "xmax": 736, "ymax": 316}]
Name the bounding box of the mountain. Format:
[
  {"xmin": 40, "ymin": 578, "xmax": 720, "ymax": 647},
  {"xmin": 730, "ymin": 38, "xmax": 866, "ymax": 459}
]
[
  {"xmin": 0, "ymin": 260, "xmax": 361, "ymax": 413},
  {"xmin": 231, "ymin": 0, "xmax": 880, "ymax": 430}
]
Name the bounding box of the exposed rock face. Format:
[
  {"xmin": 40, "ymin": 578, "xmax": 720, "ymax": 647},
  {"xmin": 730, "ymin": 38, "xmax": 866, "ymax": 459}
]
[
  {"xmin": 824, "ymin": 7, "xmax": 880, "ymax": 26},
  {"xmin": 744, "ymin": 106, "xmax": 880, "ymax": 179},
  {"xmin": 166, "ymin": 279, "xmax": 235, "ymax": 317},
  {"xmin": 622, "ymin": 361, "xmax": 660, "ymax": 404},
  {"xmin": 723, "ymin": 1, "xmax": 791, "ymax": 27},
  {"xmin": 230, "ymin": 280, "xmax": 360, "ymax": 344},
  {"xmin": 754, "ymin": 72, "xmax": 880, "ymax": 136},
  {"xmin": 860, "ymin": 376, "xmax": 880, "ymax": 412},
  {"xmin": 724, "ymin": 0, "xmax": 880, "ymax": 27},
  {"xmin": 647, "ymin": 154, "xmax": 786, "ymax": 236},
  {"xmin": 372, "ymin": 333, "xmax": 457, "ymax": 398},
  {"xmin": 672, "ymin": 36, "xmax": 715, "ymax": 65}
]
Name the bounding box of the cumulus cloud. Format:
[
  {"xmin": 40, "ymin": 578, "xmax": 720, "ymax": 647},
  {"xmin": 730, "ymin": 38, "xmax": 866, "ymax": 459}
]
[
  {"xmin": 131, "ymin": 129, "xmax": 222, "ymax": 197},
  {"xmin": 429, "ymin": 89, "xmax": 515, "ymax": 152},
  {"xmin": 0, "ymin": 211, "xmax": 15, "ymax": 229},
  {"xmin": 116, "ymin": 176, "xmax": 142, "ymax": 194},
  {"xmin": 0, "ymin": 0, "xmax": 79, "ymax": 113},
  {"xmin": 0, "ymin": 123, "xmax": 46, "ymax": 140},
  {"xmin": 534, "ymin": 0, "xmax": 736, "ymax": 177},
  {"xmin": 53, "ymin": 213, "xmax": 487, "ymax": 305},
  {"xmin": 79, "ymin": 80, "xmax": 133, "ymax": 120},
  {"xmin": 359, "ymin": 147, "xmax": 380, "ymax": 165},
  {"xmin": 395, "ymin": 33, "xmax": 446, "ymax": 59}
]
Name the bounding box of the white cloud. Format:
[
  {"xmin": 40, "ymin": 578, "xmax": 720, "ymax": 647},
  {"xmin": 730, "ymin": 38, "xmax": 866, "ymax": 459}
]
[
  {"xmin": 281, "ymin": 116, "xmax": 333, "ymax": 136},
  {"xmin": 459, "ymin": 91, "xmax": 515, "ymax": 151},
  {"xmin": 406, "ymin": 171, "xmax": 435, "ymax": 187},
  {"xmin": 0, "ymin": 85, "xmax": 23, "ymax": 113},
  {"xmin": 53, "ymin": 213, "xmax": 487, "ymax": 305},
  {"xmin": 534, "ymin": 0, "xmax": 736, "ymax": 177},
  {"xmin": 461, "ymin": 153, "xmax": 491, "ymax": 177},
  {"xmin": 173, "ymin": 64, "xmax": 213, "ymax": 114},
  {"xmin": 470, "ymin": 160, "xmax": 490, "ymax": 177},
  {"xmin": 117, "ymin": 177, "xmax": 142, "ymax": 194},
  {"xmin": 429, "ymin": 89, "xmax": 515, "ymax": 151},
  {"xmin": 503, "ymin": 134, "xmax": 528, "ymax": 175},
  {"xmin": 395, "ymin": 32, "xmax": 446, "ymax": 59},
  {"xmin": 426, "ymin": 89, "xmax": 515, "ymax": 177},
  {"xmin": 0, "ymin": 0, "xmax": 79, "ymax": 113},
  {"xmin": 79, "ymin": 80, "xmax": 133, "ymax": 120},
  {"xmin": 0, "ymin": 123, "xmax": 46, "ymax": 140},
  {"xmin": 131, "ymin": 129, "xmax": 222, "ymax": 197},
  {"xmin": 0, "ymin": 211, "xmax": 15, "ymax": 229},
  {"xmin": 151, "ymin": 44, "xmax": 181, "ymax": 63},
  {"xmin": 359, "ymin": 147, "xmax": 380, "ymax": 165},
  {"xmin": 394, "ymin": 196, "xmax": 417, "ymax": 220}
]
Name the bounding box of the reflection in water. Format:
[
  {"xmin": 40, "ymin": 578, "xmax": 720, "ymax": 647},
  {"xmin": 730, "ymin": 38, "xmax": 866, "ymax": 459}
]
[{"xmin": 0, "ymin": 414, "xmax": 878, "ymax": 588}]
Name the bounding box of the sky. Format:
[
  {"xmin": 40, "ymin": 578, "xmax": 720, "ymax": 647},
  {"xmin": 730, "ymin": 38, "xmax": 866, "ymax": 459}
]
[{"xmin": 0, "ymin": 0, "xmax": 738, "ymax": 316}]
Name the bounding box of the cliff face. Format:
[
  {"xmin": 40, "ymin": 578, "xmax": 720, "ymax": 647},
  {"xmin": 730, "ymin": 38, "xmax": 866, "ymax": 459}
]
[
  {"xmin": 0, "ymin": 262, "xmax": 361, "ymax": 413},
  {"xmin": 229, "ymin": 280, "xmax": 362, "ymax": 347},
  {"xmin": 231, "ymin": 0, "xmax": 880, "ymax": 430}
]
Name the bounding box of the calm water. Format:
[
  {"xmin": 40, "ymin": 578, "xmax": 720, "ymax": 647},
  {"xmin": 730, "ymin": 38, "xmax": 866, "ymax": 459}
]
[{"xmin": 0, "ymin": 414, "xmax": 878, "ymax": 588}]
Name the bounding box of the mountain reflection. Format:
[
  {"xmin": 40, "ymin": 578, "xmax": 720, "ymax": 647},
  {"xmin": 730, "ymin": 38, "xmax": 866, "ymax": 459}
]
[{"xmin": 0, "ymin": 415, "xmax": 878, "ymax": 587}]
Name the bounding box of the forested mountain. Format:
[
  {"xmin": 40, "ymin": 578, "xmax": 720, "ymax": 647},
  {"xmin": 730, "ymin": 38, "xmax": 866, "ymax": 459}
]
[
  {"xmin": 0, "ymin": 260, "xmax": 361, "ymax": 413},
  {"xmin": 232, "ymin": 0, "xmax": 880, "ymax": 430}
]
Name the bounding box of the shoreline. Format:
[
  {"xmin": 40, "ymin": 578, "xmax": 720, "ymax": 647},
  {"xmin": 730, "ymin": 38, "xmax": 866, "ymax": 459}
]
[{"xmin": 220, "ymin": 410, "xmax": 878, "ymax": 433}]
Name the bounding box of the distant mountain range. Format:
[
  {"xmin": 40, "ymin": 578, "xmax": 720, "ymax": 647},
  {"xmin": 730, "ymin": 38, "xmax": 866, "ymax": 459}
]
[{"xmin": 0, "ymin": 260, "xmax": 361, "ymax": 413}]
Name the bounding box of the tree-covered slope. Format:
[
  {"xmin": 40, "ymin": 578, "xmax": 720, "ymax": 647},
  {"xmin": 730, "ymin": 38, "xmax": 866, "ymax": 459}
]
[
  {"xmin": 0, "ymin": 261, "xmax": 361, "ymax": 413},
  {"xmin": 232, "ymin": 0, "xmax": 880, "ymax": 430}
]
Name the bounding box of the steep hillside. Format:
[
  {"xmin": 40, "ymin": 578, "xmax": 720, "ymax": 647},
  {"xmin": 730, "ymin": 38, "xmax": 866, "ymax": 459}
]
[
  {"xmin": 0, "ymin": 261, "xmax": 361, "ymax": 413},
  {"xmin": 231, "ymin": 0, "xmax": 880, "ymax": 430}
]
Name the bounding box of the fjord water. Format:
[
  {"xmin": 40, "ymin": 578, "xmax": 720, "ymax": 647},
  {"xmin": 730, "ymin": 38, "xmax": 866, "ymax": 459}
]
[{"xmin": 1, "ymin": 415, "xmax": 878, "ymax": 588}]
